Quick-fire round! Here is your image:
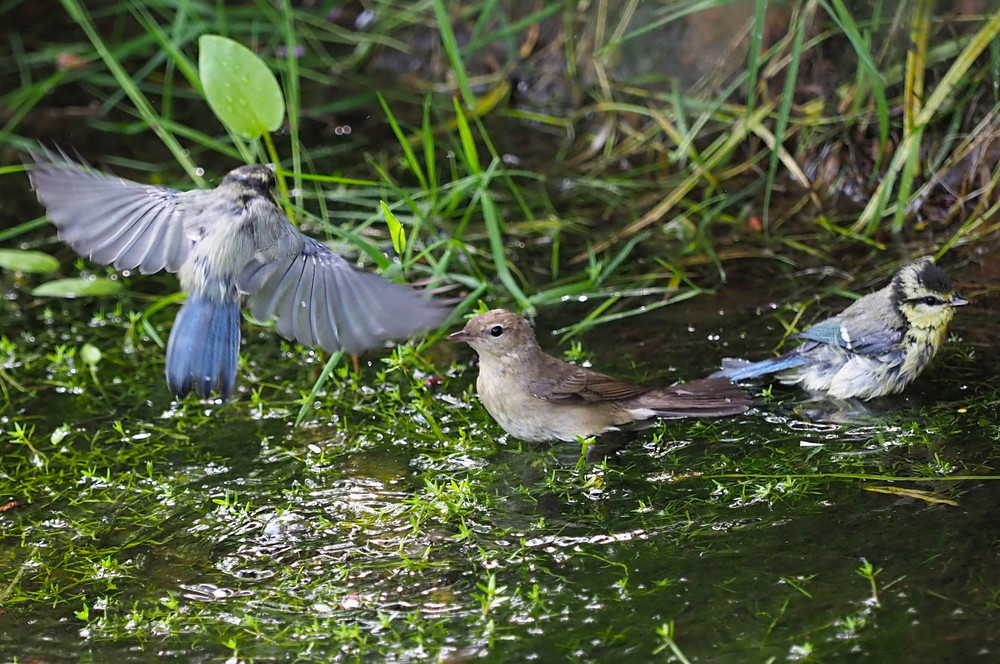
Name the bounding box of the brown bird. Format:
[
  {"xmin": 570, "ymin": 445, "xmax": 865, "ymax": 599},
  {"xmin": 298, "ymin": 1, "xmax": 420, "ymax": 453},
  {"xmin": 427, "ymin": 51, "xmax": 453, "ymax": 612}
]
[{"xmin": 448, "ymin": 309, "xmax": 750, "ymax": 442}]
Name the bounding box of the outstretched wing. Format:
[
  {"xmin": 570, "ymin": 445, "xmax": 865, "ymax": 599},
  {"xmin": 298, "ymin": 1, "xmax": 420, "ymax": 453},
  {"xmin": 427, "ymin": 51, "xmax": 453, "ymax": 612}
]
[
  {"xmin": 27, "ymin": 148, "xmax": 191, "ymax": 274},
  {"xmin": 238, "ymin": 237, "xmax": 451, "ymax": 354}
]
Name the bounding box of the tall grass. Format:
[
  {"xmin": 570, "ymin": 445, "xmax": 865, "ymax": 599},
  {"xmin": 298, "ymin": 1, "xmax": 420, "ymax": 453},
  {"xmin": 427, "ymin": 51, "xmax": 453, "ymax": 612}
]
[{"xmin": 2, "ymin": 0, "xmax": 998, "ymax": 402}]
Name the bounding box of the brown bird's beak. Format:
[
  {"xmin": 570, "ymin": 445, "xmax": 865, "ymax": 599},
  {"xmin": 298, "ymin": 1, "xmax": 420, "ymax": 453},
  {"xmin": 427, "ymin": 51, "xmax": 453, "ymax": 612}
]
[{"xmin": 447, "ymin": 330, "xmax": 475, "ymax": 342}]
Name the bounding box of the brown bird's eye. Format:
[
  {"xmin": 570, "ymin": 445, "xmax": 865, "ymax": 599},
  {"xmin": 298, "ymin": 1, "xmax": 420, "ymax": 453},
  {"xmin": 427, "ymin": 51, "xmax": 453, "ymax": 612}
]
[{"xmin": 490, "ymin": 325, "xmax": 504, "ymax": 337}]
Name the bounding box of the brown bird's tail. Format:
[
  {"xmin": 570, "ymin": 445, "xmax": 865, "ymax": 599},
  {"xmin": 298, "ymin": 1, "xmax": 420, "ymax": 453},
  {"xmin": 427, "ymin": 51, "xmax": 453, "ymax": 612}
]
[{"xmin": 636, "ymin": 377, "xmax": 751, "ymax": 418}]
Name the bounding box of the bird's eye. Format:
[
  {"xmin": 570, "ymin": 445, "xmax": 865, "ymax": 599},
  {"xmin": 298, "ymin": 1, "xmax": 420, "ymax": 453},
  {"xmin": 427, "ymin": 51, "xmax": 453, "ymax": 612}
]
[
  {"xmin": 920, "ymin": 295, "xmax": 943, "ymax": 306},
  {"xmin": 489, "ymin": 325, "xmax": 504, "ymax": 337}
]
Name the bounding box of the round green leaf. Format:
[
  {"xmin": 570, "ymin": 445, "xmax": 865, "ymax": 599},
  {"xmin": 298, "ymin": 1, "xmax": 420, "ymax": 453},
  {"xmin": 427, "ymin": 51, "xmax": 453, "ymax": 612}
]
[
  {"xmin": 199, "ymin": 34, "xmax": 285, "ymax": 139},
  {"xmin": 31, "ymin": 278, "xmax": 124, "ymax": 298},
  {"xmin": 0, "ymin": 249, "xmax": 60, "ymax": 273}
]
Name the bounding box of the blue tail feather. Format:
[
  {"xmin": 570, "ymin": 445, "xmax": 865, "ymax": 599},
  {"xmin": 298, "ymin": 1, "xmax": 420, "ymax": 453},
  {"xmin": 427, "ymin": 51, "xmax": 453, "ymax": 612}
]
[
  {"xmin": 710, "ymin": 354, "xmax": 806, "ymax": 382},
  {"xmin": 165, "ymin": 293, "xmax": 240, "ymax": 400}
]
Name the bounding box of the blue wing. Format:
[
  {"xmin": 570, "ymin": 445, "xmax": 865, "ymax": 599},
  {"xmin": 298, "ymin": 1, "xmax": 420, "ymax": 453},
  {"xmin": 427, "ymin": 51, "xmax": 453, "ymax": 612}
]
[
  {"xmin": 794, "ymin": 313, "xmax": 903, "ymax": 357},
  {"xmin": 238, "ymin": 237, "xmax": 451, "ymax": 355},
  {"xmin": 28, "ymin": 148, "xmax": 191, "ymax": 274}
]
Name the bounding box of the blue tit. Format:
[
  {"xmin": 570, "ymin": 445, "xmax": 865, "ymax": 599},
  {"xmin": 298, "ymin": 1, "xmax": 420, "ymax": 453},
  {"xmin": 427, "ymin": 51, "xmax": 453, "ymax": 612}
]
[
  {"xmin": 713, "ymin": 258, "xmax": 968, "ymax": 400},
  {"xmin": 28, "ymin": 148, "xmax": 451, "ymax": 400}
]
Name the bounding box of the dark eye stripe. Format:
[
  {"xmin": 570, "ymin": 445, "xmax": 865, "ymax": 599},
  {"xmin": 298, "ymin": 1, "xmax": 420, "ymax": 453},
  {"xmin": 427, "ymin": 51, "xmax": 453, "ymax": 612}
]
[{"xmin": 907, "ymin": 295, "xmax": 945, "ymax": 306}]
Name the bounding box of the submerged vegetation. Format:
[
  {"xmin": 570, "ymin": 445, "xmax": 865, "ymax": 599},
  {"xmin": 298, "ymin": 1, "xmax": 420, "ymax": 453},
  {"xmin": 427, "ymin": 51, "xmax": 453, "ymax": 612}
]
[{"xmin": 2, "ymin": 0, "xmax": 1000, "ymax": 661}]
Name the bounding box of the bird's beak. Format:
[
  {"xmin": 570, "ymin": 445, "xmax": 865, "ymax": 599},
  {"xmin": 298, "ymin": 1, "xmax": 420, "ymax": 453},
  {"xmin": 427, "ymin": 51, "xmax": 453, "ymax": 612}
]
[
  {"xmin": 447, "ymin": 330, "xmax": 475, "ymax": 342},
  {"xmin": 950, "ymin": 294, "xmax": 970, "ymax": 307}
]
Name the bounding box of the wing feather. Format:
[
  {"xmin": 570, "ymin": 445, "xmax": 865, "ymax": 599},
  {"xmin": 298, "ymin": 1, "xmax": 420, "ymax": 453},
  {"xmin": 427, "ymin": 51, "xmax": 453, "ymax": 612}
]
[
  {"xmin": 290, "ymin": 257, "xmax": 319, "ymax": 348},
  {"xmin": 795, "ymin": 314, "xmax": 903, "ymax": 356},
  {"xmin": 28, "ymin": 148, "xmax": 192, "ymax": 274},
  {"xmin": 238, "ymin": 237, "xmax": 450, "ymax": 354},
  {"xmin": 531, "ymin": 357, "xmax": 650, "ymax": 404},
  {"xmin": 312, "ymin": 265, "xmax": 342, "ymax": 351}
]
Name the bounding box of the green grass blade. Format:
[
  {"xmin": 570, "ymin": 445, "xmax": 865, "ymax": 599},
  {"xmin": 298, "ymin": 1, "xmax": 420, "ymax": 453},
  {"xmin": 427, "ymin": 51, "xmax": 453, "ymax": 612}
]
[
  {"xmin": 744, "ymin": 0, "xmax": 768, "ymax": 117},
  {"xmin": 378, "ymin": 92, "xmax": 428, "ymax": 190},
  {"xmin": 294, "ymin": 351, "xmax": 344, "ymax": 427},
  {"xmin": 432, "ymin": 0, "xmax": 475, "ymax": 110},
  {"xmin": 422, "ymin": 95, "xmax": 438, "ymax": 196},
  {"xmin": 452, "ymin": 96, "xmax": 482, "ymax": 174},
  {"xmin": 59, "ymin": 0, "xmax": 204, "ymax": 184},
  {"xmin": 823, "ymin": 0, "xmax": 890, "ymax": 150},
  {"xmin": 475, "ymin": 160, "xmax": 530, "ymax": 310},
  {"xmin": 762, "ymin": 0, "xmax": 813, "ymax": 231},
  {"xmin": 852, "ymin": 5, "xmax": 1000, "ymax": 234},
  {"xmin": 279, "ymin": 0, "xmax": 303, "ymax": 211}
]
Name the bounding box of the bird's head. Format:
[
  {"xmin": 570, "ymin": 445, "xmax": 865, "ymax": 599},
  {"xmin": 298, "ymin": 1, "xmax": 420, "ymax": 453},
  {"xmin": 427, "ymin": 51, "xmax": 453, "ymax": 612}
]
[
  {"xmin": 448, "ymin": 309, "xmax": 540, "ymax": 360},
  {"xmin": 893, "ymin": 258, "xmax": 968, "ymax": 330},
  {"xmin": 222, "ymin": 164, "xmax": 277, "ymax": 198}
]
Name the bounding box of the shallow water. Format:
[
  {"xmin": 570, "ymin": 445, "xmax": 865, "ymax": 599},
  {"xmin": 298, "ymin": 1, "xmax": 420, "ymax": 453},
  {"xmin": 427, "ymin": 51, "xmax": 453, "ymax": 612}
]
[{"xmin": 2, "ymin": 263, "xmax": 998, "ymax": 663}]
